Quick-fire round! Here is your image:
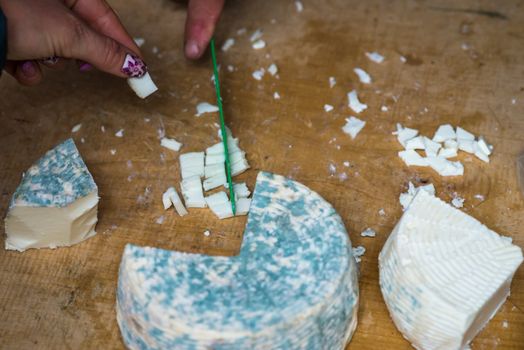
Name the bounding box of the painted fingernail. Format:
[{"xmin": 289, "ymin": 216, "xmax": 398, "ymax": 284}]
[
  {"xmin": 185, "ymin": 40, "xmax": 200, "ymax": 58},
  {"xmin": 41, "ymin": 56, "xmax": 59, "ymax": 65},
  {"xmin": 79, "ymin": 62, "xmax": 93, "ymax": 72},
  {"xmin": 21, "ymin": 61, "xmax": 36, "ymax": 77},
  {"xmin": 121, "ymin": 53, "xmax": 147, "ymax": 78}
]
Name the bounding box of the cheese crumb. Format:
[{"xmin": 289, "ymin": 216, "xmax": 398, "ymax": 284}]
[
  {"xmin": 155, "ymin": 215, "xmax": 165, "ymax": 225},
  {"xmin": 250, "ymin": 29, "xmax": 263, "ymax": 42},
  {"xmin": 268, "ymin": 63, "xmax": 278, "ymax": 76},
  {"xmin": 347, "ymin": 90, "xmax": 368, "ymax": 113},
  {"xmin": 342, "ymin": 116, "xmax": 366, "ymax": 139},
  {"xmin": 101, "ymin": 125, "xmax": 106, "ymax": 133},
  {"xmin": 71, "ymin": 124, "xmax": 82, "ymax": 133},
  {"xmin": 110, "ymin": 149, "xmax": 116, "ymax": 155},
  {"xmin": 295, "ymin": 1, "xmax": 304, "ymax": 12},
  {"xmin": 366, "ymin": 52, "xmax": 384, "ymax": 63},
  {"xmin": 353, "ymin": 68, "xmax": 372, "ymax": 84},
  {"xmin": 133, "ymin": 38, "xmax": 145, "ymax": 47},
  {"xmin": 343, "ymin": 161, "xmax": 350, "ymax": 167},
  {"xmin": 324, "ymin": 104, "xmax": 334, "ymax": 112},
  {"xmin": 451, "ymin": 194, "xmax": 465, "ymax": 208},
  {"xmin": 361, "ymin": 228, "xmax": 376, "ymax": 237},
  {"xmin": 252, "ymin": 68, "xmax": 265, "ymax": 81},
  {"xmin": 195, "ymin": 102, "xmax": 219, "ymax": 117},
  {"xmin": 221, "ymin": 38, "xmax": 235, "ymax": 52},
  {"xmin": 329, "ymin": 76, "xmax": 337, "ymax": 88},
  {"xmin": 474, "ymin": 194, "xmax": 485, "ymax": 201},
  {"xmin": 273, "ymin": 92, "xmax": 281, "ymax": 100},
  {"xmin": 381, "ymin": 106, "xmax": 388, "ymax": 112},
  {"xmin": 379, "ymin": 208, "xmax": 386, "ymax": 216},
  {"xmin": 204, "ymin": 230, "xmax": 211, "ymax": 237},
  {"xmin": 328, "ymin": 163, "xmax": 337, "ymax": 175},
  {"xmin": 115, "ymin": 129, "xmax": 124, "ymax": 138},
  {"xmin": 252, "ymin": 39, "xmax": 266, "ymax": 50},
  {"xmin": 352, "ymin": 246, "xmax": 366, "ymax": 263}
]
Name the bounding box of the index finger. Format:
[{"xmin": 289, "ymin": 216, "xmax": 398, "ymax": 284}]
[{"xmin": 66, "ymin": 0, "xmax": 141, "ymax": 55}]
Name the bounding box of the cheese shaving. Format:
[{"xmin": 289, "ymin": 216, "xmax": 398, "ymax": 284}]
[
  {"xmin": 195, "ymin": 102, "xmax": 219, "ymax": 117},
  {"xmin": 160, "ymin": 137, "xmax": 182, "ymax": 152},
  {"xmin": 347, "ymin": 90, "xmax": 367, "ymax": 113},
  {"xmin": 252, "ymin": 40, "xmax": 266, "ymax": 50},
  {"xmin": 221, "ymin": 38, "xmax": 235, "ymax": 52},
  {"xmin": 342, "ymin": 116, "xmax": 366, "ymax": 139},
  {"xmin": 353, "ymin": 68, "xmax": 372, "ymax": 84},
  {"xmin": 366, "ymin": 52, "xmax": 384, "ymax": 63}
]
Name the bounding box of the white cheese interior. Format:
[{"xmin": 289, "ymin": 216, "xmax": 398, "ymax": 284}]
[
  {"xmin": 127, "ymin": 72, "xmax": 158, "ymax": 99},
  {"xmin": 379, "ymin": 190, "xmax": 523, "ymax": 350},
  {"xmin": 5, "ymin": 192, "xmax": 98, "ymax": 251}
]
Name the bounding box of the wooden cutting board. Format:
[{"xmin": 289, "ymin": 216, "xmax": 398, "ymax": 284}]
[{"xmin": 0, "ymin": 0, "xmax": 523, "ymax": 348}]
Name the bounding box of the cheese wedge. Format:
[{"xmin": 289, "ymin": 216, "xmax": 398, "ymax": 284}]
[{"xmin": 5, "ymin": 139, "xmax": 98, "ymax": 251}]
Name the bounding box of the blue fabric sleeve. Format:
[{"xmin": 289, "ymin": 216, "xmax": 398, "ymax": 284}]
[{"xmin": 0, "ymin": 8, "xmax": 6, "ymax": 71}]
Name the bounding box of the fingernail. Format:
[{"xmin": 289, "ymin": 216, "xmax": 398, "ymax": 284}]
[
  {"xmin": 185, "ymin": 40, "xmax": 200, "ymax": 58},
  {"xmin": 21, "ymin": 61, "xmax": 36, "ymax": 77},
  {"xmin": 121, "ymin": 53, "xmax": 147, "ymax": 78},
  {"xmin": 41, "ymin": 56, "xmax": 59, "ymax": 65},
  {"xmin": 79, "ymin": 62, "xmax": 93, "ymax": 72}
]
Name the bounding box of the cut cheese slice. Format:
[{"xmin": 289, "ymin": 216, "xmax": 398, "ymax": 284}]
[
  {"xmin": 180, "ymin": 152, "xmax": 205, "ymax": 179},
  {"xmin": 127, "ymin": 72, "xmax": 158, "ymax": 99},
  {"xmin": 180, "ymin": 176, "xmax": 206, "ymax": 208},
  {"xmin": 117, "ymin": 172, "xmax": 359, "ymax": 349},
  {"xmin": 432, "ymin": 124, "xmax": 456, "ymax": 142},
  {"xmin": 398, "ymin": 150, "xmax": 427, "ymax": 167},
  {"xmin": 5, "ymin": 139, "xmax": 98, "ymax": 251},
  {"xmin": 380, "ymin": 190, "xmax": 523, "ymax": 350}
]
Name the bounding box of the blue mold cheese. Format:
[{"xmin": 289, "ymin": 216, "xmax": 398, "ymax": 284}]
[
  {"xmin": 379, "ymin": 190, "xmax": 523, "ymax": 350},
  {"xmin": 117, "ymin": 172, "xmax": 359, "ymax": 349},
  {"xmin": 5, "ymin": 139, "xmax": 98, "ymax": 251}
]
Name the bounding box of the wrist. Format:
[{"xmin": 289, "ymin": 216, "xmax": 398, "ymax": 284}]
[{"xmin": 0, "ymin": 6, "xmax": 6, "ymax": 71}]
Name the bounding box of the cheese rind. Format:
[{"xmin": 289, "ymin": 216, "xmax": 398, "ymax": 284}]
[
  {"xmin": 379, "ymin": 190, "xmax": 523, "ymax": 350},
  {"xmin": 117, "ymin": 172, "xmax": 359, "ymax": 349},
  {"xmin": 5, "ymin": 139, "xmax": 98, "ymax": 251}
]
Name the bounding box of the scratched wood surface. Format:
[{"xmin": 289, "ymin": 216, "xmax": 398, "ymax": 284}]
[{"xmin": 0, "ymin": 0, "xmax": 523, "ymax": 349}]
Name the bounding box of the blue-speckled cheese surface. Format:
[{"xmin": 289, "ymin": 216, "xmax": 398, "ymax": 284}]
[
  {"xmin": 5, "ymin": 139, "xmax": 99, "ymax": 251},
  {"xmin": 10, "ymin": 138, "xmax": 97, "ymax": 208},
  {"xmin": 117, "ymin": 172, "xmax": 359, "ymax": 349}
]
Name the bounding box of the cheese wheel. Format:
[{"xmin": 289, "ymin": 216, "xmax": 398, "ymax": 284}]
[{"xmin": 117, "ymin": 172, "xmax": 359, "ymax": 349}]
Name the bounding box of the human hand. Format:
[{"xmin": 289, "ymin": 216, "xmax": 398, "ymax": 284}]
[
  {"xmin": 0, "ymin": 0, "xmax": 147, "ymax": 86},
  {"xmin": 183, "ymin": 0, "xmax": 225, "ymax": 59}
]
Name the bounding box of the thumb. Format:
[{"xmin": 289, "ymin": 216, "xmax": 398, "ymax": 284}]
[
  {"xmin": 184, "ymin": 0, "xmax": 225, "ymax": 59},
  {"xmin": 65, "ymin": 19, "xmax": 147, "ymax": 79}
]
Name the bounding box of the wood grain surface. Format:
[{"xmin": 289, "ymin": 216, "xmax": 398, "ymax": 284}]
[{"xmin": 1, "ymin": 0, "xmax": 523, "ymax": 349}]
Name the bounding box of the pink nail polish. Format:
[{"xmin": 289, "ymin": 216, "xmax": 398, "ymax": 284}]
[
  {"xmin": 79, "ymin": 62, "xmax": 93, "ymax": 72},
  {"xmin": 121, "ymin": 54, "xmax": 147, "ymax": 78},
  {"xmin": 21, "ymin": 61, "xmax": 36, "ymax": 76}
]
